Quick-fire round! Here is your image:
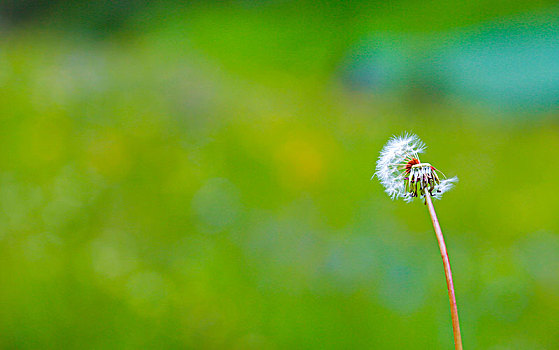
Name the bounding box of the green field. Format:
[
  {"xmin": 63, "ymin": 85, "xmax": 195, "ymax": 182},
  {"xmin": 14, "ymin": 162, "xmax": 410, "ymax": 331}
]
[{"xmin": 0, "ymin": 2, "xmax": 557, "ymax": 348}]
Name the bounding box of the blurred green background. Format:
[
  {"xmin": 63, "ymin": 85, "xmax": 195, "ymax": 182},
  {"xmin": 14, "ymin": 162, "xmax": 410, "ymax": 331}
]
[{"xmin": 0, "ymin": 1, "xmax": 558, "ymax": 349}]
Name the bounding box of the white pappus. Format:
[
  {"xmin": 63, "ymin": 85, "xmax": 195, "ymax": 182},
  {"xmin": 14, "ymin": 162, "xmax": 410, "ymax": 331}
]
[{"xmin": 373, "ymin": 133, "xmax": 457, "ymax": 202}]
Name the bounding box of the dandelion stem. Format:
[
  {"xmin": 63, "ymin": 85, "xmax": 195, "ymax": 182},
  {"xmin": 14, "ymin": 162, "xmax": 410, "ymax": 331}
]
[{"xmin": 424, "ymin": 193, "xmax": 463, "ymax": 350}]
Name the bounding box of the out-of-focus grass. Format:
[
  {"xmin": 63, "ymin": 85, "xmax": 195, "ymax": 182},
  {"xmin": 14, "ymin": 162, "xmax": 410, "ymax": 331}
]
[{"xmin": 0, "ymin": 2, "xmax": 558, "ymax": 349}]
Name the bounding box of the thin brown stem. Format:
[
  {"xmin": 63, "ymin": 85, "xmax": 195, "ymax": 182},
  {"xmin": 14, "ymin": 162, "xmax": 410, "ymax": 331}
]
[{"xmin": 425, "ymin": 193, "xmax": 463, "ymax": 350}]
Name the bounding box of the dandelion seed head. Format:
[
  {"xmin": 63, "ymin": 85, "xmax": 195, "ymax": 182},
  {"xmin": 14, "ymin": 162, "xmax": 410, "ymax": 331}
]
[{"xmin": 374, "ymin": 133, "xmax": 457, "ymax": 202}]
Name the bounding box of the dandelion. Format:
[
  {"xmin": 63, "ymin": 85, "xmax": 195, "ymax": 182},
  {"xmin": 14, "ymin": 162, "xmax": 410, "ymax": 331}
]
[
  {"xmin": 373, "ymin": 133, "xmax": 463, "ymax": 350},
  {"xmin": 374, "ymin": 133, "xmax": 457, "ymax": 202}
]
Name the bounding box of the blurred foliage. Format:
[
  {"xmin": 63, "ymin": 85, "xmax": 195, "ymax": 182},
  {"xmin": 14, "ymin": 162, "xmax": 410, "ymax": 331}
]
[{"xmin": 0, "ymin": 1, "xmax": 558, "ymax": 349}]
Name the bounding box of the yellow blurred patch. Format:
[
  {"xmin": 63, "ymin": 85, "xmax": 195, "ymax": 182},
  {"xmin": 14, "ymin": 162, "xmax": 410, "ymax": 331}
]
[
  {"xmin": 275, "ymin": 133, "xmax": 333, "ymax": 189},
  {"xmin": 86, "ymin": 131, "xmax": 131, "ymax": 180}
]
